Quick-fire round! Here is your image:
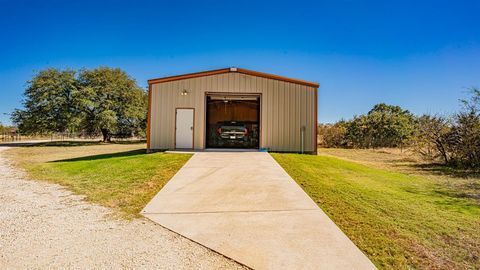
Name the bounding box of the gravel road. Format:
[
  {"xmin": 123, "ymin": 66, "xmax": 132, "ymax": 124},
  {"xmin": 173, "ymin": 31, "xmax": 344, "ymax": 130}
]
[{"xmin": 0, "ymin": 146, "xmax": 244, "ymax": 269}]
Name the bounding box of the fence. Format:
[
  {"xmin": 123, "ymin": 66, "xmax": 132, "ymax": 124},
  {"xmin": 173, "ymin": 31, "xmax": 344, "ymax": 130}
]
[
  {"xmin": 0, "ymin": 132, "xmax": 145, "ymax": 143},
  {"xmin": 1, "ymin": 132, "xmax": 88, "ymax": 143}
]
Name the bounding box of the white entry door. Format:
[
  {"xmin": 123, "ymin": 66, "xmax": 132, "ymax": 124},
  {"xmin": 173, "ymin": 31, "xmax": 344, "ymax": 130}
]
[{"xmin": 175, "ymin": 108, "xmax": 194, "ymax": 149}]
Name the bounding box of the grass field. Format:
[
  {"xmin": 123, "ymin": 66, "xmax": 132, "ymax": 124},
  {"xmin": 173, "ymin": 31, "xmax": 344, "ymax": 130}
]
[
  {"xmin": 272, "ymin": 149, "xmax": 480, "ymax": 270},
  {"xmin": 6, "ymin": 141, "xmax": 191, "ymax": 218},
  {"xmin": 5, "ymin": 142, "xmax": 479, "ymax": 268}
]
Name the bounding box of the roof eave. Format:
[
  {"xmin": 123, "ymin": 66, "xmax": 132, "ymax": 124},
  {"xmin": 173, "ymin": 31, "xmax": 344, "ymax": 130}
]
[{"xmin": 148, "ymin": 67, "xmax": 319, "ymax": 88}]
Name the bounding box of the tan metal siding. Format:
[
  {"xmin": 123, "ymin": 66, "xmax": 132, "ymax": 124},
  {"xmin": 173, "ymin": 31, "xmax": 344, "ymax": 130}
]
[{"xmin": 150, "ymin": 72, "xmax": 317, "ymax": 152}]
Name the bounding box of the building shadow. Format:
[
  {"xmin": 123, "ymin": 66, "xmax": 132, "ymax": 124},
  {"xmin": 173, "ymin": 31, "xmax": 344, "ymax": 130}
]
[{"xmin": 49, "ymin": 149, "xmax": 148, "ymax": 163}]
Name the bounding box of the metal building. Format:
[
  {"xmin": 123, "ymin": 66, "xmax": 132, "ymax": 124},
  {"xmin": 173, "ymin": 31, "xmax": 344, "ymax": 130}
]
[{"xmin": 147, "ymin": 67, "xmax": 319, "ymax": 153}]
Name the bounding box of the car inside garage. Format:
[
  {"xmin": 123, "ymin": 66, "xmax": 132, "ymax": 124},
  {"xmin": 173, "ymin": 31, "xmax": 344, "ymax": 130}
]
[{"xmin": 206, "ymin": 94, "xmax": 260, "ymax": 149}]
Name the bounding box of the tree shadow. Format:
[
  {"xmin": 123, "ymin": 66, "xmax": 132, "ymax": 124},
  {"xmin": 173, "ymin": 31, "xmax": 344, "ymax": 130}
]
[
  {"xmin": 410, "ymin": 163, "xmax": 480, "ymax": 179},
  {"xmin": 49, "ymin": 149, "xmax": 148, "ymax": 163},
  {"xmin": 407, "ymin": 163, "xmax": 480, "ymax": 205},
  {"xmin": 434, "ymin": 188, "xmax": 480, "ymax": 202},
  {"xmin": 0, "ymin": 140, "xmax": 146, "ymax": 148}
]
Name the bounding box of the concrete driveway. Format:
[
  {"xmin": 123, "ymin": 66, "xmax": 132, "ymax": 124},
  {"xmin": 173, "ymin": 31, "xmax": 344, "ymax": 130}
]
[{"xmin": 142, "ymin": 152, "xmax": 376, "ymax": 270}]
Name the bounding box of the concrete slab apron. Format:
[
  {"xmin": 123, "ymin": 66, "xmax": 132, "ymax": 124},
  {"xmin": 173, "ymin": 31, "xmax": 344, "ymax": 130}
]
[{"xmin": 142, "ymin": 152, "xmax": 376, "ymax": 270}]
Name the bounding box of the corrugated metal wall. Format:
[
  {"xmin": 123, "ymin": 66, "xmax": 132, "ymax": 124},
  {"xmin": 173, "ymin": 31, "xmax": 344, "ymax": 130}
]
[{"xmin": 150, "ymin": 72, "xmax": 317, "ymax": 152}]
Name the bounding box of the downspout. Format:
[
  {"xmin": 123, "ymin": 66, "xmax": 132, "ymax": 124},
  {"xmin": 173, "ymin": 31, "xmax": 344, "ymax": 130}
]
[{"xmin": 301, "ymin": 125, "xmax": 305, "ymax": 154}]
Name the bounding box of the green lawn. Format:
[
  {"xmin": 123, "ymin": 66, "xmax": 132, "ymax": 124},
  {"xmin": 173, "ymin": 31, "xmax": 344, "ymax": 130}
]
[
  {"xmin": 7, "ymin": 142, "xmax": 191, "ymax": 218},
  {"xmin": 272, "ymin": 153, "xmax": 480, "ymax": 270}
]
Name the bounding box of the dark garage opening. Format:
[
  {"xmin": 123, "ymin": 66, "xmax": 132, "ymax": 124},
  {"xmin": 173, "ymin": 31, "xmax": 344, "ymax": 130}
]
[{"xmin": 206, "ymin": 94, "xmax": 260, "ymax": 149}]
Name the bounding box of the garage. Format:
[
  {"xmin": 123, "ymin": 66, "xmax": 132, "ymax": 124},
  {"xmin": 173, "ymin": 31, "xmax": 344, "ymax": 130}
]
[
  {"xmin": 147, "ymin": 67, "xmax": 319, "ymax": 153},
  {"xmin": 205, "ymin": 94, "xmax": 260, "ymax": 149}
]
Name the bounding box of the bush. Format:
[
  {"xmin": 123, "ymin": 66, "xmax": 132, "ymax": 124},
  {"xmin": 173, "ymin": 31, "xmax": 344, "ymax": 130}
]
[
  {"xmin": 412, "ymin": 115, "xmax": 453, "ymax": 164},
  {"xmin": 449, "ymin": 88, "xmax": 480, "ymax": 168},
  {"xmin": 319, "ymin": 103, "xmax": 416, "ymax": 149},
  {"xmin": 318, "ymin": 122, "xmax": 347, "ymax": 147},
  {"xmin": 412, "ymin": 88, "xmax": 480, "ymax": 168}
]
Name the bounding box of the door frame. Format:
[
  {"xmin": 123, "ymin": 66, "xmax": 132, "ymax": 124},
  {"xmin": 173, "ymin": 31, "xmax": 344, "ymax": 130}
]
[
  {"xmin": 174, "ymin": 107, "xmax": 195, "ymax": 149},
  {"xmin": 204, "ymin": 92, "xmax": 262, "ymax": 149}
]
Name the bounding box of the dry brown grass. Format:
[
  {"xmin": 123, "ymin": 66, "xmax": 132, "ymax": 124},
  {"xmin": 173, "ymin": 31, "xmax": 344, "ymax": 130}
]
[
  {"xmin": 318, "ymin": 147, "xmax": 421, "ymax": 170},
  {"xmin": 6, "ymin": 141, "xmax": 146, "ymax": 164},
  {"xmin": 318, "ymin": 147, "xmax": 480, "ymax": 205}
]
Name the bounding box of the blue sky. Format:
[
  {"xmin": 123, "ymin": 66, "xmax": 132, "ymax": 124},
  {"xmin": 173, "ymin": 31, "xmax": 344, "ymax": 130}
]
[{"xmin": 1, "ymin": 0, "xmax": 479, "ymax": 125}]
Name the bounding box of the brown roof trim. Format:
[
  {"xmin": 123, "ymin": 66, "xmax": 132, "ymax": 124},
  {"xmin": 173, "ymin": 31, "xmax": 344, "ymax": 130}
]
[
  {"xmin": 235, "ymin": 68, "xmax": 320, "ymax": 88},
  {"xmin": 147, "ymin": 67, "xmax": 320, "ymax": 88}
]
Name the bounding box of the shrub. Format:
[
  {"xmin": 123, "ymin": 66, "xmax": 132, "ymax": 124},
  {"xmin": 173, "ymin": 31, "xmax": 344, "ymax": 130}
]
[
  {"xmin": 411, "ymin": 88, "xmax": 480, "ymax": 168},
  {"xmin": 318, "ymin": 122, "xmax": 347, "ymax": 147}
]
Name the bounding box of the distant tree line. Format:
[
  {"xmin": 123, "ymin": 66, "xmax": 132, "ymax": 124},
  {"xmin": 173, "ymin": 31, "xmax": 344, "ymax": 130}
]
[
  {"xmin": 0, "ymin": 123, "xmax": 14, "ymax": 133},
  {"xmin": 318, "ymin": 89, "xmax": 480, "ymax": 169},
  {"xmin": 12, "ymin": 67, "xmax": 147, "ymax": 142}
]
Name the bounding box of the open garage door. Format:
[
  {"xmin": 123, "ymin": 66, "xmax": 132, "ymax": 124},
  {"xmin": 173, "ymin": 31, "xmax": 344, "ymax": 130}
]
[{"xmin": 206, "ymin": 94, "xmax": 260, "ymax": 149}]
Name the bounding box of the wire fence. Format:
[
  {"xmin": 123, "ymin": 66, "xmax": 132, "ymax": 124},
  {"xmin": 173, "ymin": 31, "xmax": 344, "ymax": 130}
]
[
  {"xmin": 1, "ymin": 132, "xmax": 84, "ymax": 142},
  {"xmin": 1, "ymin": 132, "xmax": 146, "ymax": 143}
]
